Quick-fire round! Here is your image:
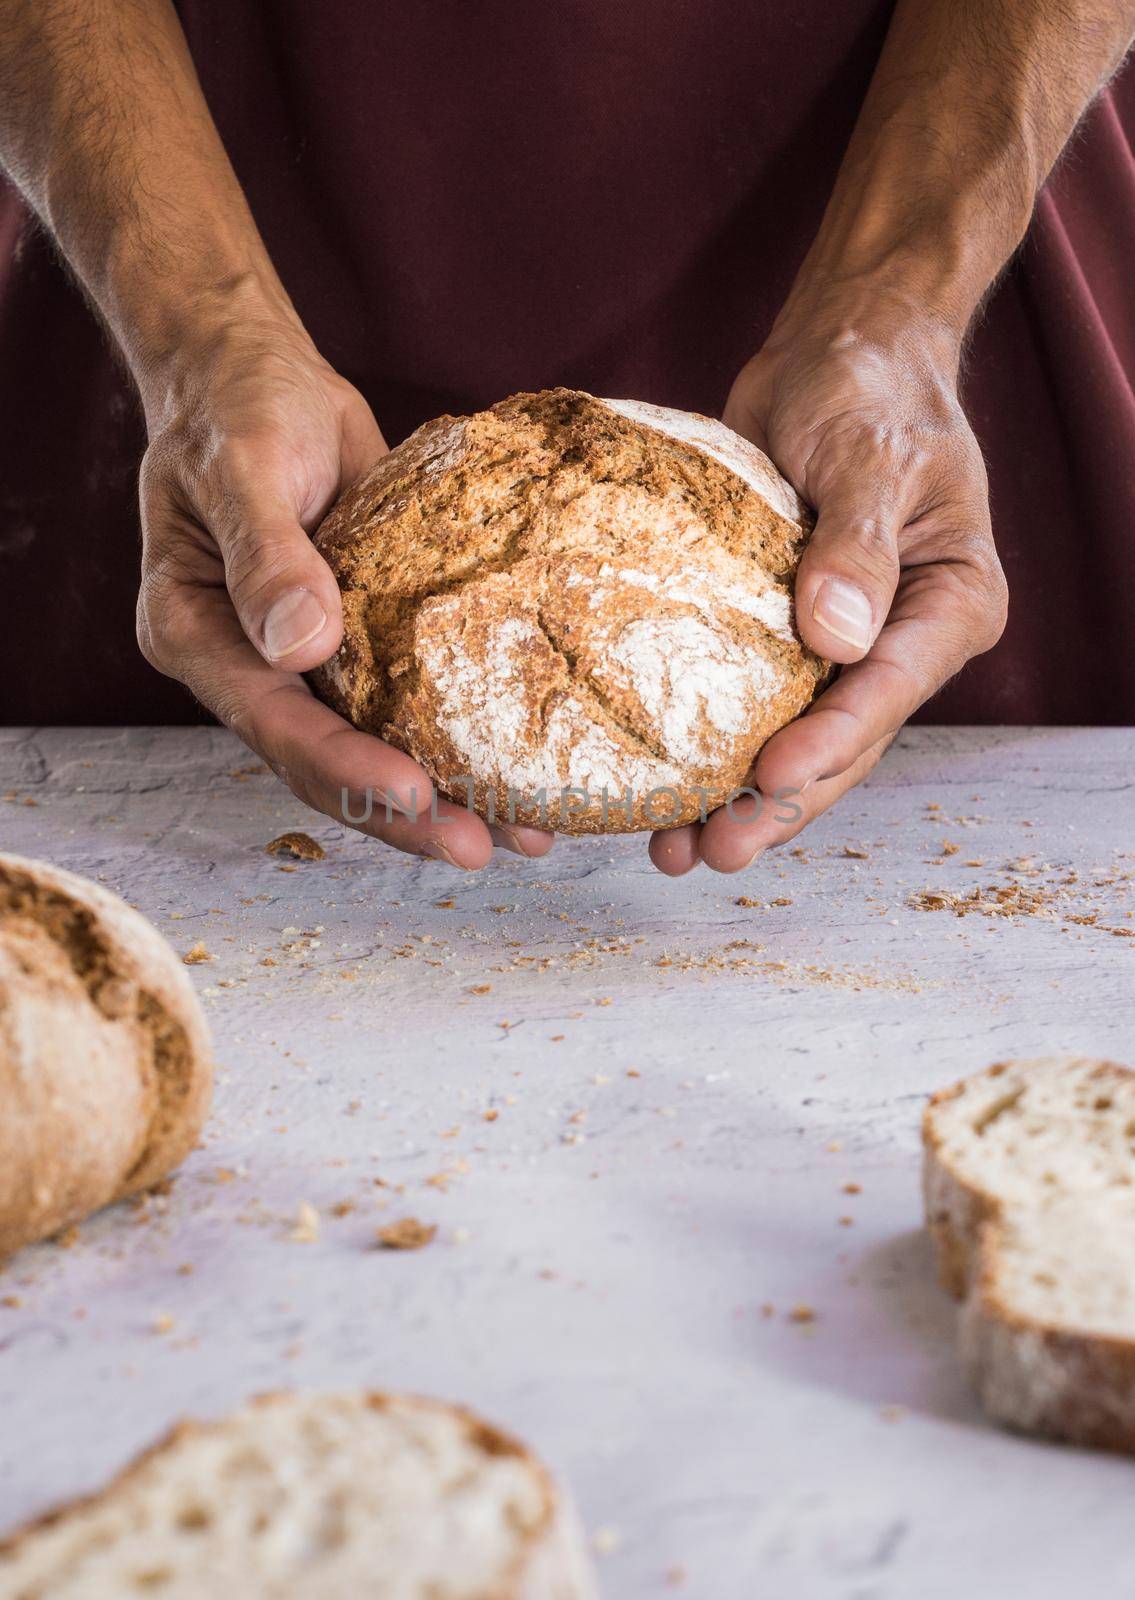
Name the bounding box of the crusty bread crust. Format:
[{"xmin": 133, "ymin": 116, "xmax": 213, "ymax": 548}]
[
  {"xmin": 0, "ymin": 853, "xmax": 212, "ymax": 1260},
  {"xmin": 310, "ymin": 388, "xmax": 828, "ymax": 834},
  {"xmin": 0, "ymin": 1391, "xmax": 598, "ymax": 1599},
  {"xmin": 960, "ymin": 1219, "xmax": 1135, "ymax": 1455},
  {"xmin": 922, "ymin": 1068, "xmax": 1006, "ymax": 1301}
]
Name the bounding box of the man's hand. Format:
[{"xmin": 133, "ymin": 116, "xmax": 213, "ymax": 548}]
[
  {"xmin": 136, "ymin": 302, "xmax": 552, "ymax": 867},
  {"xmin": 649, "ymin": 0, "xmax": 1135, "ymax": 876},
  {"xmin": 650, "ymin": 290, "xmax": 1007, "ymax": 876},
  {"xmin": 0, "ymin": 0, "xmax": 548, "ymax": 867}
]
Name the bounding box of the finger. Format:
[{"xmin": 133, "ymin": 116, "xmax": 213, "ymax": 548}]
[
  {"xmin": 207, "ymin": 478, "xmax": 346, "ymax": 674},
  {"xmin": 794, "ymin": 481, "xmax": 907, "ymax": 663},
  {"xmin": 489, "ymin": 823, "xmax": 556, "ymax": 858},
  {"xmin": 162, "ymin": 588, "xmax": 499, "ymax": 869},
  {"xmin": 722, "ymin": 373, "xmax": 771, "ymax": 454},
  {"xmin": 697, "ymin": 733, "xmax": 896, "ymax": 873},
  {"xmin": 338, "ymin": 399, "xmax": 388, "ymax": 488},
  {"xmin": 648, "ymin": 821, "xmax": 703, "ymax": 877},
  {"xmin": 757, "ymin": 555, "xmax": 998, "ymax": 798}
]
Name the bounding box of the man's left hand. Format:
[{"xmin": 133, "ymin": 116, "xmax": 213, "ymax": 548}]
[{"xmin": 649, "ymin": 287, "xmax": 1008, "ymax": 876}]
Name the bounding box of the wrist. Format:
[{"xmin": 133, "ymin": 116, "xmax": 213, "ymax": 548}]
[
  {"xmin": 790, "ymin": 92, "xmax": 1038, "ymax": 349},
  {"xmin": 767, "ymin": 268, "xmax": 966, "ymax": 382},
  {"xmin": 125, "ymin": 268, "xmax": 309, "ymax": 433}
]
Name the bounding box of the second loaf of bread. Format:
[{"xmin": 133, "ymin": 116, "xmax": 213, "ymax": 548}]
[
  {"xmin": 310, "ymin": 389, "xmax": 828, "ymax": 833},
  {"xmin": 0, "ymin": 853, "xmax": 213, "ymax": 1260}
]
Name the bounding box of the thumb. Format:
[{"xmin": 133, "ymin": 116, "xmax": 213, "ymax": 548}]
[
  {"xmin": 794, "ymin": 489, "xmax": 903, "ymax": 663},
  {"xmin": 218, "ymin": 495, "xmax": 344, "ymax": 671}
]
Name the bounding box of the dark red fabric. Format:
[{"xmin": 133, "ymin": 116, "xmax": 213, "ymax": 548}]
[{"xmin": 0, "ymin": 2, "xmax": 1132, "ymax": 725}]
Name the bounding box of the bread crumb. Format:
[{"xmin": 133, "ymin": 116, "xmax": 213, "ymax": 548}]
[
  {"xmin": 290, "ymin": 1202, "xmax": 321, "ymax": 1243},
  {"xmin": 152, "ymin": 1313, "xmax": 175, "ymax": 1334},
  {"xmin": 843, "ymin": 846, "xmax": 869, "ymax": 859},
  {"xmin": 377, "ymin": 1217, "xmax": 437, "ymax": 1250},
  {"xmin": 734, "ymin": 895, "xmax": 760, "ymax": 907},
  {"xmin": 426, "ymin": 1167, "xmax": 465, "ymax": 1190},
  {"xmin": 182, "ymin": 942, "xmax": 212, "ymax": 965},
  {"xmin": 666, "ymin": 1566, "xmax": 688, "ymax": 1587},
  {"xmin": 1, "ymin": 1295, "xmax": 22, "ymax": 1309},
  {"xmin": 842, "ymin": 1182, "xmax": 862, "ymax": 1195},
  {"xmin": 941, "ymin": 840, "xmax": 960, "ymax": 856},
  {"xmin": 483, "ymin": 1109, "xmax": 500, "ymax": 1122},
  {"xmin": 469, "ymin": 983, "xmax": 492, "ymax": 995},
  {"xmin": 265, "ymin": 831, "xmax": 325, "ymax": 861},
  {"xmin": 788, "ymin": 1303, "xmax": 817, "ymax": 1324}
]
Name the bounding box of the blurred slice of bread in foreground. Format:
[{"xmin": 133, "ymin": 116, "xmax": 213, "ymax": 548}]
[
  {"xmin": 923, "ymin": 1057, "xmax": 1135, "ymax": 1454},
  {"xmin": 0, "ymin": 1391, "xmax": 598, "ymax": 1599}
]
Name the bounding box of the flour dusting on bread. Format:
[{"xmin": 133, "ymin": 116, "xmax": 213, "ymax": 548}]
[{"xmin": 601, "ymin": 397, "xmax": 807, "ymax": 525}]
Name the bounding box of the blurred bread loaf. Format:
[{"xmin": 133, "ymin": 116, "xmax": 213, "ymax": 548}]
[
  {"xmin": 0, "ymin": 853, "xmax": 212, "ymax": 1260},
  {"xmin": 0, "ymin": 1390, "xmax": 598, "ymax": 1598},
  {"xmin": 311, "ymin": 389, "xmax": 827, "ymax": 833}
]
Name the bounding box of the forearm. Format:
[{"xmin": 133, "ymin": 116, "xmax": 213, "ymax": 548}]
[
  {"xmin": 0, "ymin": 0, "xmax": 296, "ymax": 416},
  {"xmin": 784, "ymin": 0, "xmax": 1135, "ymax": 347}
]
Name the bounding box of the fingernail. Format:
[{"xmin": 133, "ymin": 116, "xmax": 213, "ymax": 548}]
[
  {"xmin": 420, "ymin": 835, "xmax": 461, "ymax": 867},
  {"xmin": 812, "ymin": 579, "xmax": 874, "ymax": 651},
  {"xmin": 262, "ymin": 589, "xmax": 326, "ymax": 661},
  {"xmin": 489, "ymin": 825, "xmax": 528, "ymax": 856}
]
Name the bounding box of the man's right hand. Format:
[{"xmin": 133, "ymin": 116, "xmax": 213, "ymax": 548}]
[{"xmin": 136, "ymin": 302, "xmax": 552, "ymax": 867}]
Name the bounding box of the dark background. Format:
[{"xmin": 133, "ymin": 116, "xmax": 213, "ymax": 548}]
[{"xmin": 1, "ymin": 1, "xmax": 1132, "ymax": 726}]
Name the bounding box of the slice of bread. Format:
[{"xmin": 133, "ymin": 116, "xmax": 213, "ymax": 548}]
[
  {"xmin": 961, "ymin": 1192, "xmax": 1135, "ymax": 1452},
  {"xmin": 923, "ymin": 1057, "xmax": 1135, "ymax": 1454},
  {"xmin": 0, "ymin": 1392, "xmax": 598, "ymax": 1599},
  {"xmin": 922, "ymin": 1056, "xmax": 1135, "ymax": 1298}
]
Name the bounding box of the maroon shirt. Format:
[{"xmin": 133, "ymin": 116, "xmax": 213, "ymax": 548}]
[{"xmin": 1, "ymin": 2, "xmax": 1132, "ymax": 725}]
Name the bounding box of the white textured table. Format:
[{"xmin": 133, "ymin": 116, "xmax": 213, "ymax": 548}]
[{"xmin": 1, "ymin": 726, "xmax": 1133, "ymax": 1597}]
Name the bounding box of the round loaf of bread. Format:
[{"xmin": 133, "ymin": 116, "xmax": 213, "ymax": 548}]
[
  {"xmin": 0, "ymin": 1390, "xmax": 598, "ymax": 1598},
  {"xmin": 0, "ymin": 853, "xmax": 213, "ymax": 1260},
  {"xmin": 311, "ymin": 388, "xmax": 828, "ymax": 833}
]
